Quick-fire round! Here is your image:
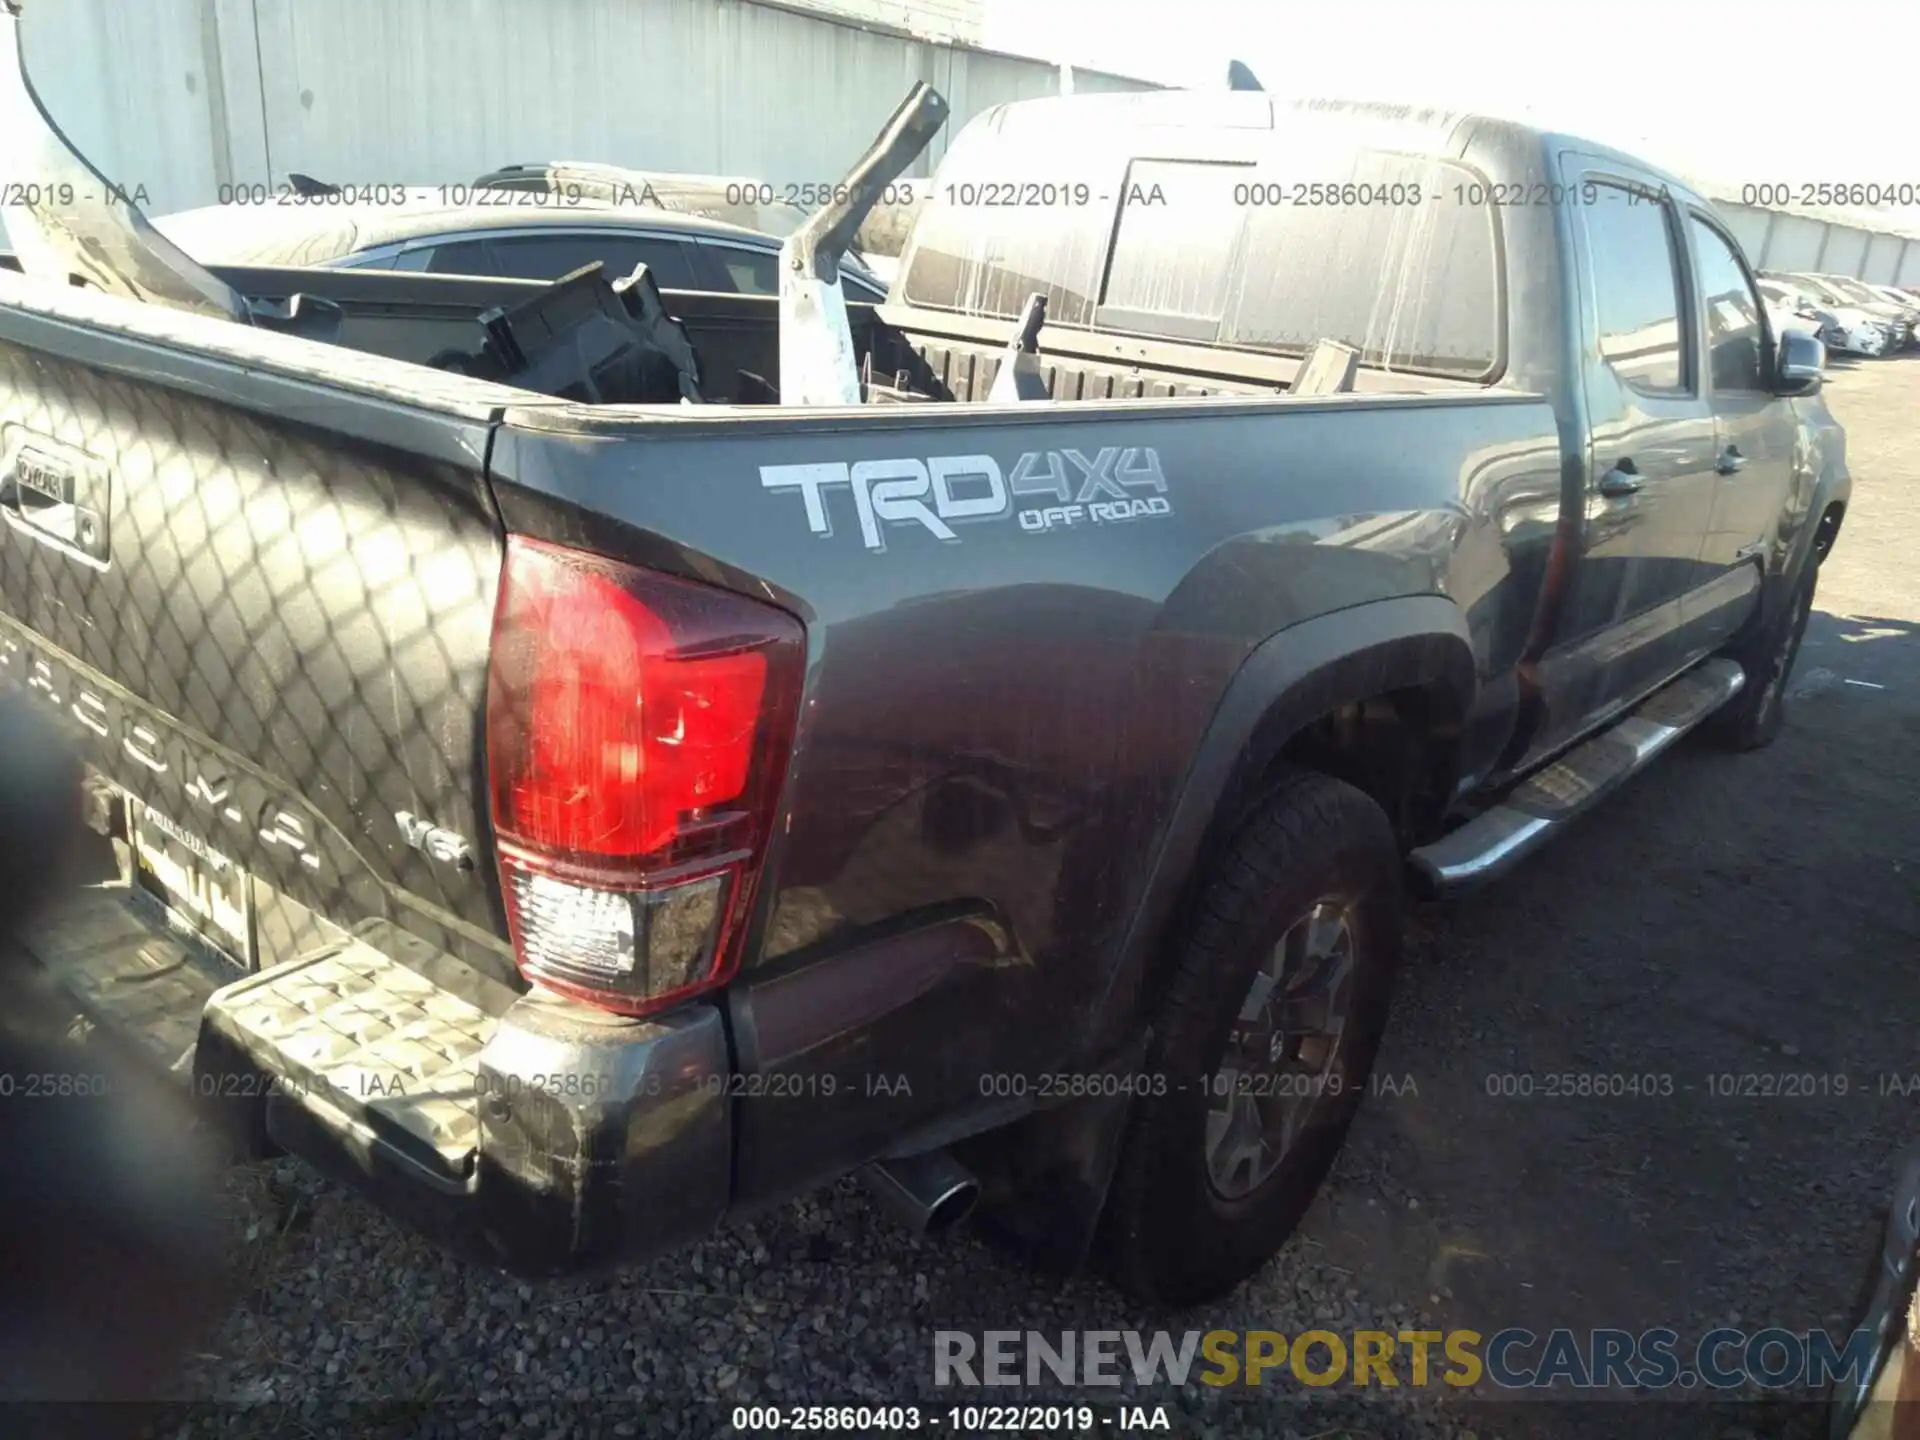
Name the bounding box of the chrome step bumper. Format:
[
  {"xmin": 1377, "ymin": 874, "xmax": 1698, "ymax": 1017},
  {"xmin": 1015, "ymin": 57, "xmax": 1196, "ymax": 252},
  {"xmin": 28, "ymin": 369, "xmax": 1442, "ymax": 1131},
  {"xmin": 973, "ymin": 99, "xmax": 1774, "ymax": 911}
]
[
  {"xmin": 203, "ymin": 940, "xmax": 496, "ymax": 1183},
  {"xmin": 23, "ymin": 881, "xmax": 734, "ymax": 1276},
  {"xmin": 1410, "ymin": 657, "xmax": 1745, "ymax": 894}
]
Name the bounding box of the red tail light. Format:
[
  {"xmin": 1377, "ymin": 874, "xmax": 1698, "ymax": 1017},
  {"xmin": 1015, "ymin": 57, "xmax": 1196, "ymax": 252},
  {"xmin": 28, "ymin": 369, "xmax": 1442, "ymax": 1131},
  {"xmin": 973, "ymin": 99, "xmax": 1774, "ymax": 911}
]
[{"xmin": 486, "ymin": 536, "xmax": 804, "ymax": 1015}]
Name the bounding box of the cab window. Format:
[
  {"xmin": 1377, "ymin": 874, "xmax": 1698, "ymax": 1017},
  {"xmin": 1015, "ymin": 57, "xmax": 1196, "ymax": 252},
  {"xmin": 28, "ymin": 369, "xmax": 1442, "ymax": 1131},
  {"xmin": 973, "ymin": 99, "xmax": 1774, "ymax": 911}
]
[{"xmin": 902, "ymin": 138, "xmax": 1501, "ymax": 379}]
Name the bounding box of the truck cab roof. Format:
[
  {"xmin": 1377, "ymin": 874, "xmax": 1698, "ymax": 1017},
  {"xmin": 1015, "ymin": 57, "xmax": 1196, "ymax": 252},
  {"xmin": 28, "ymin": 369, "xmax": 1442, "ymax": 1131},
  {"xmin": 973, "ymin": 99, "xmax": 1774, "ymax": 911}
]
[{"xmin": 917, "ymin": 90, "xmax": 1709, "ymax": 206}]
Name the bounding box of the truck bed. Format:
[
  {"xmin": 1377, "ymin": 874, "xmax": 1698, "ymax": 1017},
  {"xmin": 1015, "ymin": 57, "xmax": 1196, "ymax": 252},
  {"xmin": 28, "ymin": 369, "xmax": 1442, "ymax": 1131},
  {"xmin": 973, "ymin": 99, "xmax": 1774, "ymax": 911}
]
[{"xmin": 202, "ymin": 264, "xmax": 1483, "ymax": 407}]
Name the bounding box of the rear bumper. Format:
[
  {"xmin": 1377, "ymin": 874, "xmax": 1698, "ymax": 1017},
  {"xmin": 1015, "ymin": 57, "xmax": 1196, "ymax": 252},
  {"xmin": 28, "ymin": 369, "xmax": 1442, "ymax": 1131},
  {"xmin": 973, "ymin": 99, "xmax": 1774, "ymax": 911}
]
[{"xmin": 27, "ymin": 881, "xmax": 733, "ymax": 1278}]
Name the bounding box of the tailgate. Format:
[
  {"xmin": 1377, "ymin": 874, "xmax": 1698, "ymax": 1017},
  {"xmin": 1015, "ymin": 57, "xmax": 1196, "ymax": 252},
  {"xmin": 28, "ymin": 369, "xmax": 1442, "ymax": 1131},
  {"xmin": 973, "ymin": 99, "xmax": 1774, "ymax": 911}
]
[{"xmin": 0, "ymin": 271, "xmax": 519, "ymax": 995}]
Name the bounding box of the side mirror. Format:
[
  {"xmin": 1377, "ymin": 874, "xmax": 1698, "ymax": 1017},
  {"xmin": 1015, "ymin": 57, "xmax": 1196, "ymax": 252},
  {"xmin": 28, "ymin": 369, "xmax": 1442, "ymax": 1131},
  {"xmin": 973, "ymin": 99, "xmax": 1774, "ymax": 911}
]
[{"xmin": 1775, "ymin": 329, "xmax": 1824, "ymax": 394}]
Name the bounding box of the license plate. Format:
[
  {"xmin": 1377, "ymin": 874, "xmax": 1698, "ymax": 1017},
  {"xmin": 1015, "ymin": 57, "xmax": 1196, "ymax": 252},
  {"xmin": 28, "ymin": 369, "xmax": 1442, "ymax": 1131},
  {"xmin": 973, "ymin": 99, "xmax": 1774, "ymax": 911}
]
[{"xmin": 129, "ymin": 799, "xmax": 254, "ymax": 970}]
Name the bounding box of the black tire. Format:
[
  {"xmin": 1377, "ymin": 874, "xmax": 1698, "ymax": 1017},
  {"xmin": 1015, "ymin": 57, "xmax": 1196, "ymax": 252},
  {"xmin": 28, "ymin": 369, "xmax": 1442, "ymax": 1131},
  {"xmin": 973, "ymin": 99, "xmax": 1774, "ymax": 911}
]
[
  {"xmin": 1707, "ymin": 558, "xmax": 1818, "ymax": 752},
  {"xmin": 1826, "ymin": 1229, "xmax": 1900, "ymax": 1436},
  {"xmin": 1101, "ymin": 767, "xmax": 1403, "ymax": 1307}
]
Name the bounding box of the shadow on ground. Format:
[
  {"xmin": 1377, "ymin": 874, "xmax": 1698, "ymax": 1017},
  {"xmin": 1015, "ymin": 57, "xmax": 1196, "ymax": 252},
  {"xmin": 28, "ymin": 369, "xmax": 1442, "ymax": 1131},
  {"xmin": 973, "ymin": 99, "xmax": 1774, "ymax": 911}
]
[{"xmin": 1299, "ymin": 602, "xmax": 1919, "ymax": 1438}]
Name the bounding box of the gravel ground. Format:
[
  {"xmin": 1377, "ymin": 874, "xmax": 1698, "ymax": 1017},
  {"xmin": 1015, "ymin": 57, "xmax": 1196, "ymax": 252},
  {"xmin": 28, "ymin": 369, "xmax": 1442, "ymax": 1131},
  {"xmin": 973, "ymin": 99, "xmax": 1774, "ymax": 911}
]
[{"xmin": 24, "ymin": 357, "xmax": 1920, "ymax": 1440}]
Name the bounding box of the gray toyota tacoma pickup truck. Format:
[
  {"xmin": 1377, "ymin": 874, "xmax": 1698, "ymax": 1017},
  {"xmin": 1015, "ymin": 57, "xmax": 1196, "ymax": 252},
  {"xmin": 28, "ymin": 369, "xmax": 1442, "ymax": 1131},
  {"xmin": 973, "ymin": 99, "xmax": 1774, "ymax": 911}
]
[{"xmin": 0, "ymin": 4, "xmax": 1847, "ymax": 1304}]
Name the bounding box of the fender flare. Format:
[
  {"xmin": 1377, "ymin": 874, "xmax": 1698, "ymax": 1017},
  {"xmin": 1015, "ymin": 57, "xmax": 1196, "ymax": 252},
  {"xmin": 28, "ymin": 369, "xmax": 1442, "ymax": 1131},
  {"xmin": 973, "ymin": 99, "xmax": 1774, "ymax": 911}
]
[
  {"xmin": 1778, "ymin": 460, "xmax": 1851, "ymax": 609},
  {"xmin": 1086, "ymin": 594, "xmax": 1477, "ymax": 1054}
]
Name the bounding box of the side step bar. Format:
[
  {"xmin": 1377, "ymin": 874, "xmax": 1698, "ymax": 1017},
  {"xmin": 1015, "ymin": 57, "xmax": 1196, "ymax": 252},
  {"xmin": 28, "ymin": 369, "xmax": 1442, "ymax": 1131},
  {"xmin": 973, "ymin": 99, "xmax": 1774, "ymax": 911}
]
[{"xmin": 1410, "ymin": 657, "xmax": 1745, "ymax": 894}]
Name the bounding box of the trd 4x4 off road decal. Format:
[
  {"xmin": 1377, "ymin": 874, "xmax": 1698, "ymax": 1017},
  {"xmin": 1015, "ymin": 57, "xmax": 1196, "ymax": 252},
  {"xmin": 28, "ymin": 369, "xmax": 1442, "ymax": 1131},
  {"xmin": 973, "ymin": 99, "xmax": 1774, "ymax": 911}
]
[{"xmin": 760, "ymin": 446, "xmax": 1171, "ymax": 552}]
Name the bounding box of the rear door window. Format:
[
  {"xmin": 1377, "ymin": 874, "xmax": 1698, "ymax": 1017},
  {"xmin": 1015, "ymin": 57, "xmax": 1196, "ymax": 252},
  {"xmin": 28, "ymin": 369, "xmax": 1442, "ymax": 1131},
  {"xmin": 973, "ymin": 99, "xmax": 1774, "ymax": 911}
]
[
  {"xmin": 704, "ymin": 245, "xmax": 779, "ymax": 295},
  {"xmin": 422, "ymin": 232, "xmax": 701, "ymax": 289},
  {"xmin": 901, "ymin": 139, "xmax": 1501, "ymax": 379},
  {"xmin": 422, "ymin": 239, "xmax": 494, "ymax": 275},
  {"xmin": 684, "ymin": 243, "xmax": 879, "ymax": 299},
  {"xmin": 1580, "ymin": 183, "xmax": 1688, "ymax": 394},
  {"xmin": 483, "ymin": 233, "xmax": 701, "ymax": 288}
]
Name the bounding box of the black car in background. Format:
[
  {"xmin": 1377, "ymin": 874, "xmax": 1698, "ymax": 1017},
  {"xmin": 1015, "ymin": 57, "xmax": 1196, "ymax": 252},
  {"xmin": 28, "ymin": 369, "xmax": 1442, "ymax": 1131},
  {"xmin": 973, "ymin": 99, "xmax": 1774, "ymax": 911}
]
[{"xmin": 153, "ymin": 189, "xmax": 889, "ymax": 300}]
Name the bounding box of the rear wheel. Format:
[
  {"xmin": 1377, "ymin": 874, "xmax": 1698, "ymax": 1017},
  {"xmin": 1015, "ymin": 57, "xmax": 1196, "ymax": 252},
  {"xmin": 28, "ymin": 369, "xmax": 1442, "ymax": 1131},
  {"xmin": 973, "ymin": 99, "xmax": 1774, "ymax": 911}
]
[
  {"xmin": 1708, "ymin": 558, "xmax": 1817, "ymax": 752},
  {"xmin": 1102, "ymin": 768, "xmax": 1402, "ymax": 1306}
]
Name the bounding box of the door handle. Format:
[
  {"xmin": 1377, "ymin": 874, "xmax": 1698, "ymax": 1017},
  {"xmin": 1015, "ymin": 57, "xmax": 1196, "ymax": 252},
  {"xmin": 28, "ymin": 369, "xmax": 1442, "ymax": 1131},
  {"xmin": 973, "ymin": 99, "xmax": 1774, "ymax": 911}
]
[
  {"xmin": 1715, "ymin": 446, "xmax": 1746, "ymax": 475},
  {"xmin": 1597, "ymin": 465, "xmax": 1644, "ymax": 498}
]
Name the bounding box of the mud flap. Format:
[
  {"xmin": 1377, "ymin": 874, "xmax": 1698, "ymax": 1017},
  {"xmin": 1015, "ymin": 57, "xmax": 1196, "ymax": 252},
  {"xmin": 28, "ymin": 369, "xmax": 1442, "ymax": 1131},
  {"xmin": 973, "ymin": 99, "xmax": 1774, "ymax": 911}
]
[{"xmin": 956, "ymin": 1033, "xmax": 1150, "ymax": 1274}]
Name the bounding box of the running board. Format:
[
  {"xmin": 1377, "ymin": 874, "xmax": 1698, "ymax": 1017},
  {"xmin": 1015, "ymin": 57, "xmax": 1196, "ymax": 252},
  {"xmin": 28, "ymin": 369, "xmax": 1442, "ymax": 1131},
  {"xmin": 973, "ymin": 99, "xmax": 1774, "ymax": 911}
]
[{"xmin": 1410, "ymin": 658, "xmax": 1745, "ymax": 894}]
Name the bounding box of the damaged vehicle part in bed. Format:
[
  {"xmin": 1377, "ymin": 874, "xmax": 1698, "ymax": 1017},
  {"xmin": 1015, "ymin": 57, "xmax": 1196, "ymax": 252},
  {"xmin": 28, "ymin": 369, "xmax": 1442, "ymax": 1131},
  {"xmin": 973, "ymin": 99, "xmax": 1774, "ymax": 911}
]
[
  {"xmin": 0, "ymin": 4, "xmax": 1849, "ymax": 1304},
  {"xmin": 0, "ymin": 1, "xmax": 243, "ymax": 320},
  {"xmin": 778, "ymin": 79, "xmax": 947, "ymax": 406},
  {"xmin": 0, "ymin": 0, "xmax": 344, "ymax": 345}
]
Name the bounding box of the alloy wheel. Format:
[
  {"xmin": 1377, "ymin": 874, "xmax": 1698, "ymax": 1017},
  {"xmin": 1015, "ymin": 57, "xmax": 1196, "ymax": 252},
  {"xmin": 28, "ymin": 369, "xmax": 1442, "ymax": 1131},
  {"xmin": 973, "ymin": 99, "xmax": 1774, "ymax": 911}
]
[{"xmin": 1205, "ymin": 898, "xmax": 1357, "ymax": 1199}]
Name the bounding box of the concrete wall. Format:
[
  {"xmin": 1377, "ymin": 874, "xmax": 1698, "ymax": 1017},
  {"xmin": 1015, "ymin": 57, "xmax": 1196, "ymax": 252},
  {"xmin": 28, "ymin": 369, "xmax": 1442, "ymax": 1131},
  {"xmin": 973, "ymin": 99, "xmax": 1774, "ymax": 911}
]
[
  {"xmin": 11, "ymin": 0, "xmax": 1152, "ymax": 227},
  {"xmin": 21, "ymin": 2, "xmax": 1915, "ymax": 290},
  {"xmin": 1862, "ymin": 232, "xmax": 1913, "ymax": 286},
  {"xmin": 1717, "ymin": 205, "xmax": 1772, "ymax": 264},
  {"xmin": 18, "ymin": 0, "xmax": 225, "ymax": 216},
  {"xmin": 1714, "ymin": 199, "xmax": 1920, "ymax": 287}
]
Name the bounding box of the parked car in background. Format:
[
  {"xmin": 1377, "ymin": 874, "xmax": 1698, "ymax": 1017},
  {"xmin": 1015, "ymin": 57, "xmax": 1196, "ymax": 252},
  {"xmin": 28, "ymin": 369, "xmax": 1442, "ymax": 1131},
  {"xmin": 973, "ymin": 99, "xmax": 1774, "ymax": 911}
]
[
  {"xmin": 1777, "ymin": 272, "xmax": 1914, "ymax": 350},
  {"xmin": 152, "ymin": 190, "xmax": 890, "ymax": 301},
  {"xmin": 472, "ymin": 161, "xmax": 812, "ymax": 235},
  {"xmin": 1759, "ymin": 276, "xmax": 1888, "ymax": 357},
  {"xmin": 1755, "ymin": 280, "xmax": 1823, "ymax": 343},
  {"xmin": 471, "ymin": 160, "xmax": 917, "ymax": 267},
  {"xmin": 1804, "ymin": 273, "xmax": 1920, "ymax": 349},
  {"xmin": 1865, "ymin": 282, "xmax": 1920, "ymax": 330}
]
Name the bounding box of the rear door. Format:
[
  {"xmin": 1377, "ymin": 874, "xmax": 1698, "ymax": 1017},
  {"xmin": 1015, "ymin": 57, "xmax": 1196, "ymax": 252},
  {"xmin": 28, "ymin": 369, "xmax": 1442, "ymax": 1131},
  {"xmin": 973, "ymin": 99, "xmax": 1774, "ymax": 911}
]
[
  {"xmin": 1683, "ymin": 211, "xmax": 1796, "ymax": 646},
  {"xmin": 1543, "ymin": 171, "xmax": 1720, "ymax": 741}
]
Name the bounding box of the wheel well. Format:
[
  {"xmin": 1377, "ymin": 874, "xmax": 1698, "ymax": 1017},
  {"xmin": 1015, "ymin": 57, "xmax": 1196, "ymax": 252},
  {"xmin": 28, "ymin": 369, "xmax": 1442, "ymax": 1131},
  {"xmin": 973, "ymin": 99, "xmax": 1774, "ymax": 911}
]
[
  {"xmin": 1265, "ymin": 687, "xmax": 1457, "ymax": 849},
  {"xmin": 1134, "ymin": 682, "xmax": 1457, "ymax": 1018},
  {"xmin": 1190, "ymin": 683, "xmax": 1461, "ymax": 889}
]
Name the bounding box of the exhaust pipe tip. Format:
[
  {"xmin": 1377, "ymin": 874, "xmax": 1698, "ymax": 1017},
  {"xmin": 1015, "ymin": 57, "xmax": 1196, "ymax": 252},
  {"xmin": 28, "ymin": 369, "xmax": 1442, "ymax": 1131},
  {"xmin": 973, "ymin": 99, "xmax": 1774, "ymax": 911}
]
[
  {"xmin": 861, "ymin": 1150, "xmax": 980, "ymax": 1237},
  {"xmin": 920, "ymin": 1176, "xmax": 980, "ymax": 1237}
]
